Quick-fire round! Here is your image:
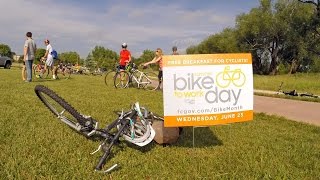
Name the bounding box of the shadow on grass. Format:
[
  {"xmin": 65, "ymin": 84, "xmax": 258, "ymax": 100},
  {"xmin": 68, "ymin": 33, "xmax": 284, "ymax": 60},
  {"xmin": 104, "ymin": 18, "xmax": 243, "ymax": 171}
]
[
  {"xmin": 32, "ymin": 77, "xmax": 72, "ymax": 82},
  {"xmin": 126, "ymin": 127, "xmax": 223, "ymax": 150},
  {"xmin": 174, "ymin": 127, "xmax": 223, "ymax": 148}
]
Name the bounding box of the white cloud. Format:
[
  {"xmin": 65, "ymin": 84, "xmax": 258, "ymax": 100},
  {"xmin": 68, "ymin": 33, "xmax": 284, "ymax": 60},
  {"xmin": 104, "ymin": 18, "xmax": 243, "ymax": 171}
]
[{"xmin": 0, "ymin": 0, "xmax": 238, "ymax": 58}]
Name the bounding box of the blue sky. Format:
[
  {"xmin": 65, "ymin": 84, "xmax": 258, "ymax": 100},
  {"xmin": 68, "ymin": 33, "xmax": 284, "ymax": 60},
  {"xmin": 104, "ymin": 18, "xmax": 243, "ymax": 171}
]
[{"xmin": 0, "ymin": 0, "xmax": 260, "ymax": 58}]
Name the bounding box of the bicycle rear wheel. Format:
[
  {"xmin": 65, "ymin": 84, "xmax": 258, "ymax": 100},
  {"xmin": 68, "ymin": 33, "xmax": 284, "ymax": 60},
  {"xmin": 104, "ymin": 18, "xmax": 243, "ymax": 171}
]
[
  {"xmin": 142, "ymin": 72, "xmax": 159, "ymax": 91},
  {"xmin": 114, "ymin": 71, "xmax": 129, "ymax": 89},
  {"xmin": 34, "ymin": 85, "xmax": 94, "ymax": 136},
  {"xmin": 104, "ymin": 70, "xmax": 117, "ymax": 86}
]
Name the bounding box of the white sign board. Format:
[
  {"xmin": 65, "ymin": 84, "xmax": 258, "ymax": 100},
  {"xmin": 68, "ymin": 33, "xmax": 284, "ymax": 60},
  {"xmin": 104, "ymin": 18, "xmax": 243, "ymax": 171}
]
[{"xmin": 163, "ymin": 54, "xmax": 253, "ymax": 127}]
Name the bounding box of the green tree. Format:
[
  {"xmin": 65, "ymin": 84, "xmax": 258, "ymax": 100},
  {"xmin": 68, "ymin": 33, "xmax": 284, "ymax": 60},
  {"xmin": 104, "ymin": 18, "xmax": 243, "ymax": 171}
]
[
  {"xmin": 136, "ymin": 49, "xmax": 158, "ymax": 70},
  {"xmin": 275, "ymin": 0, "xmax": 314, "ymax": 73},
  {"xmin": 185, "ymin": 0, "xmax": 320, "ymax": 74},
  {"xmin": 0, "ymin": 43, "xmax": 12, "ymax": 57},
  {"xmin": 186, "ymin": 45, "xmax": 199, "ymax": 54},
  {"xmin": 236, "ymin": 0, "xmax": 285, "ymax": 75},
  {"xmin": 35, "ymin": 48, "xmax": 46, "ymax": 63},
  {"xmin": 84, "ymin": 53, "xmax": 96, "ymax": 69},
  {"xmin": 90, "ymin": 46, "xmax": 119, "ymax": 70},
  {"xmin": 187, "ymin": 28, "xmax": 242, "ymax": 54},
  {"xmin": 58, "ymin": 51, "xmax": 80, "ymax": 65},
  {"xmin": 137, "ymin": 49, "xmax": 154, "ymax": 64}
]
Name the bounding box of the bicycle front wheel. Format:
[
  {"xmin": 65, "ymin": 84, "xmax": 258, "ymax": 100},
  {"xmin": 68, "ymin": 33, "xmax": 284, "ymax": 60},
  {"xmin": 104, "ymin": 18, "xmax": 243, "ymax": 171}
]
[
  {"xmin": 33, "ymin": 65, "xmax": 43, "ymax": 77},
  {"xmin": 114, "ymin": 71, "xmax": 129, "ymax": 89},
  {"xmin": 142, "ymin": 72, "xmax": 159, "ymax": 91},
  {"xmin": 34, "ymin": 85, "xmax": 94, "ymax": 136}
]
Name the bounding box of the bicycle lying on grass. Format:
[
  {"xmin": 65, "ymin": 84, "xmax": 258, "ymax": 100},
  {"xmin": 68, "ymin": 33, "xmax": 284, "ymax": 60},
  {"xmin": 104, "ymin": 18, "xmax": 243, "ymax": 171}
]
[
  {"xmin": 34, "ymin": 85, "xmax": 162, "ymax": 172},
  {"xmin": 277, "ymin": 82, "xmax": 319, "ymax": 98}
]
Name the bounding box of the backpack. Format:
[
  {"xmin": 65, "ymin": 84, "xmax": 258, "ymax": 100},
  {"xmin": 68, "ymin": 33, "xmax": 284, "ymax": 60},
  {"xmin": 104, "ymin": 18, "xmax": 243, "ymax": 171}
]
[{"xmin": 51, "ymin": 50, "xmax": 58, "ymax": 59}]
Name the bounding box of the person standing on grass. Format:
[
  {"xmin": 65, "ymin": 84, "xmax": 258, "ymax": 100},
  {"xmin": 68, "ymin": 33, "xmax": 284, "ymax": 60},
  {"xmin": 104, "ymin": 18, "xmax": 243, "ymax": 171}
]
[
  {"xmin": 23, "ymin": 32, "xmax": 37, "ymax": 82},
  {"xmin": 119, "ymin": 43, "xmax": 131, "ymax": 70},
  {"xmin": 143, "ymin": 48, "xmax": 163, "ymax": 89},
  {"xmin": 37, "ymin": 39, "xmax": 57, "ymax": 79}
]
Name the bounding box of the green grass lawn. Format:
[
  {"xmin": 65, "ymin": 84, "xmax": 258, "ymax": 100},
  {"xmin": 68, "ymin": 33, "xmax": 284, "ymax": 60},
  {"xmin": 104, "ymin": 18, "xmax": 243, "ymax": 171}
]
[
  {"xmin": 254, "ymin": 73, "xmax": 320, "ymax": 102},
  {"xmin": 1, "ymin": 66, "xmax": 319, "ymax": 179},
  {"xmin": 254, "ymin": 73, "xmax": 320, "ymax": 95}
]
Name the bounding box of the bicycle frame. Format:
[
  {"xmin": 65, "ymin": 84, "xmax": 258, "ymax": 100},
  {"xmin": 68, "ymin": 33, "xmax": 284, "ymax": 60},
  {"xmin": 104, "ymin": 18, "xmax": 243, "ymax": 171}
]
[
  {"xmin": 35, "ymin": 85, "xmax": 157, "ymax": 172},
  {"xmin": 130, "ymin": 69, "xmax": 153, "ymax": 88},
  {"xmin": 55, "ymin": 103, "xmax": 153, "ymax": 171}
]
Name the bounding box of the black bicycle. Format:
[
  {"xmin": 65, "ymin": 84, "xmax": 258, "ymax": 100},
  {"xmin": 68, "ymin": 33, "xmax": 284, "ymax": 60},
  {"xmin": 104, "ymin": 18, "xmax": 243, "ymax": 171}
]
[
  {"xmin": 277, "ymin": 82, "xmax": 319, "ymax": 98},
  {"xmin": 34, "ymin": 85, "xmax": 157, "ymax": 172}
]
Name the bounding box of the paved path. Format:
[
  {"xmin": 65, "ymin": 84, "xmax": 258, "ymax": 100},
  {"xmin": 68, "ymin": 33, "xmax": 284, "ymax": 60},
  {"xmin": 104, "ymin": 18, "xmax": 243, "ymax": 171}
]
[{"xmin": 254, "ymin": 95, "xmax": 320, "ymax": 126}]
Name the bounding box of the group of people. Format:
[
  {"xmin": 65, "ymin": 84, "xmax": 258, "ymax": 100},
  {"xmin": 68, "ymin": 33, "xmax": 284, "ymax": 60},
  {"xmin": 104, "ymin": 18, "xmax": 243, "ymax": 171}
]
[
  {"xmin": 119, "ymin": 43, "xmax": 179, "ymax": 88},
  {"xmin": 22, "ymin": 31, "xmax": 180, "ymax": 85},
  {"xmin": 22, "ymin": 32, "xmax": 58, "ymax": 82}
]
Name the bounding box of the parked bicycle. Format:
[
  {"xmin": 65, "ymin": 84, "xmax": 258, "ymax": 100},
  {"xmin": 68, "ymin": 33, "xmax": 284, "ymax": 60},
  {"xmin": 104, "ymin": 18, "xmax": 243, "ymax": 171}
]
[
  {"xmin": 104, "ymin": 62, "xmax": 121, "ymax": 86},
  {"xmin": 112, "ymin": 63, "xmax": 160, "ymax": 90},
  {"xmin": 33, "ymin": 59, "xmax": 50, "ymax": 78},
  {"xmin": 34, "ymin": 85, "xmax": 162, "ymax": 172},
  {"xmin": 33, "ymin": 59, "xmax": 72, "ymax": 79}
]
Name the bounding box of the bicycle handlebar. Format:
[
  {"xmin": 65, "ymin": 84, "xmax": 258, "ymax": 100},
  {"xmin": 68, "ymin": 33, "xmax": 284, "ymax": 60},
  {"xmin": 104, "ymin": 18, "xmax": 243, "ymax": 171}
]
[{"xmin": 95, "ymin": 109, "xmax": 137, "ymax": 171}]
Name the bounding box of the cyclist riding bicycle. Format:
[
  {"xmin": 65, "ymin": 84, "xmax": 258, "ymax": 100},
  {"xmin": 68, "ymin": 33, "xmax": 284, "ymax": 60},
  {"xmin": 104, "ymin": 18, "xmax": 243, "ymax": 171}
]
[{"xmin": 119, "ymin": 43, "xmax": 131, "ymax": 71}]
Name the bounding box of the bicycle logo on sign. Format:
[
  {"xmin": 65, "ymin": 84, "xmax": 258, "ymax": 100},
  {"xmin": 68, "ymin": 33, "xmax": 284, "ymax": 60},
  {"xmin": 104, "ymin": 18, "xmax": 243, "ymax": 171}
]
[{"xmin": 216, "ymin": 66, "xmax": 246, "ymax": 88}]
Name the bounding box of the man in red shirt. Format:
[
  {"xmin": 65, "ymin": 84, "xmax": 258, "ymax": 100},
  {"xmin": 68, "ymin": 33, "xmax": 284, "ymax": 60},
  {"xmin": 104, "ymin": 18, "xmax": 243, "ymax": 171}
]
[{"xmin": 119, "ymin": 43, "xmax": 131, "ymax": 70}]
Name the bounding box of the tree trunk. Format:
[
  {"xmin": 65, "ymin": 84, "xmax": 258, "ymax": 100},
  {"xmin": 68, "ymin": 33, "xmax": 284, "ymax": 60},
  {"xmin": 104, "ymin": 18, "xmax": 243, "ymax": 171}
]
[
  {"xmin": 268, "ymin": 38, "xmax": 280, "ymax": 75},
  {"xmin": 288, "ymin": 59, "xmax": 298, "ymax": 74},
  {"xmin": 269, "ymin": 48, "xmax": 279, "ymax": 75},
  {"xmin": 269, "ymin": 59, "xmax": 277, "ymax": 75}
]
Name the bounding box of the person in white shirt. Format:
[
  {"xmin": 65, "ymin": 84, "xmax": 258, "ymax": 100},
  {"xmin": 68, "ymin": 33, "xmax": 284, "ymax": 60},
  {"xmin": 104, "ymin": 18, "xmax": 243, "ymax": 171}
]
[{"xmin": 37, "ymin": 39, "xmax": 57, "ymax": 79}]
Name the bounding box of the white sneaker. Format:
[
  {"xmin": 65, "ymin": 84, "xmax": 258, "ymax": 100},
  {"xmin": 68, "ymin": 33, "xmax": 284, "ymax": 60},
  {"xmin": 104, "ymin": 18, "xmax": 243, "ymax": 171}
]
[{"xmin": 53, "ymin": 75, "xmax": 56, "ymax": 79}]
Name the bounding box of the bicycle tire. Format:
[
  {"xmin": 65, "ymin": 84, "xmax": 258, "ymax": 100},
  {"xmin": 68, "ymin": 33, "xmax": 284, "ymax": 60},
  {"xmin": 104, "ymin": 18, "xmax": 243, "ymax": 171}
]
[
  {"xmin": 33, "ymin": 64, "xmax": 43, "ymax": 77},
  {"xmin": 142, "ymin": 72, "xmax": 159, "ymax": 91},
  {"xmin": 34, "ymin": 85, "xmax": 93, "ymax": 135},
  {"xmin": 34, "ymin": 64, "xmax": 50, "ymax": 78},
  {"xmin": 33, "ymin": 65, "xmax": 38, "ymax": 76},
  {"xmin": 104, "ymin": 70, "xmax": 117, "ymax": 86},
  {"xmin": 114, "ymin": 71, "xmax": 129, "ymax": 89}
]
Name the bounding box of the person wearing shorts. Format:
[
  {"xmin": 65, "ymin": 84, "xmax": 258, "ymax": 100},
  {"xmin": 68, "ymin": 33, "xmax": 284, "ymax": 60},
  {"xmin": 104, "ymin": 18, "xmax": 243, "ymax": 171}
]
[
  {"xmin": 119, "ymin": 43, "xmax": 131, "ymax": 70},
  {"xmin": 37, "ymin": 39, "xmax": 57, "ymax": 79}
]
